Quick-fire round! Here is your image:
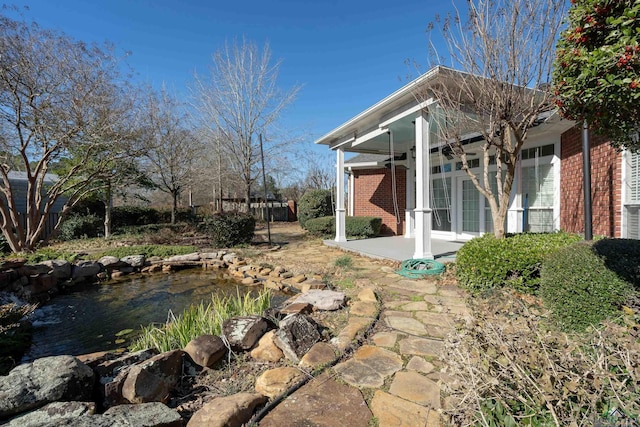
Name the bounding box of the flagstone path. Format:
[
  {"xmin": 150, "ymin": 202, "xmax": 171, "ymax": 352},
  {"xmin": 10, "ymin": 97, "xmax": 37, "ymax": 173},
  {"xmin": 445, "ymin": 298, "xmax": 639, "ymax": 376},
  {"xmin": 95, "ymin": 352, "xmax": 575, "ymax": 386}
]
[{"xmin": 254, "ymin": 230, "xmax": 469, "ymax": 427}]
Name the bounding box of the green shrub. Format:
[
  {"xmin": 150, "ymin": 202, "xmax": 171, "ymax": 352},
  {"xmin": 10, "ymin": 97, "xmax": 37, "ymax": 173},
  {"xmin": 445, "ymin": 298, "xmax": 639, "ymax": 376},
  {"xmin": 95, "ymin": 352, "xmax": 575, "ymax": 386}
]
[
  {"xmin": 455, "ymin": 232, "xmax": 582, "ymax": 294},
  {"xmin": 334, "ymin": 255, "xmax": 353, "ymax": 268},
  {"xmin": 98, "ymin": 245, "xmax": 197, "ymax": 259},
  {"xmin": 112, "ymin": 206, "xmax": 160, "ymax": 228},
  {"xmin": 305, "ymin": 216, "xmax": 335, "ymax": 237},
  {"xmin": 305, "ymin": 216, "xmax": 382, "ymax": 239},
  {"xmin": 592, "ymin": 238, "xmax": 640, "ymax": 288},
  {"xmin": 346, "ymin": 216, "xmax": 381, "ymax": 238},
  {"xmin": 10, "ymin": 248, "xmax": 79, "ymax": 263},
  {"xmin": 199, "ymin": 212, "xmax": 255, "ymax": 248},
  {"xmin": 58, "ymin": 214, "xmax": 103, "ymax": 240},
  {"xmin": 115, "ymin": 223, "xmax": 194, "ymax": 236},
  {"xmin": 298, "ymin": 189, "xmax": 333, "ymax": 229},
  {"xmin": 157, "ymin": 208, "xmax": 194, "ymax": 224},
  {"xmin": 540, "ymin": 242, "xmax": 632, "ymax": 332}
]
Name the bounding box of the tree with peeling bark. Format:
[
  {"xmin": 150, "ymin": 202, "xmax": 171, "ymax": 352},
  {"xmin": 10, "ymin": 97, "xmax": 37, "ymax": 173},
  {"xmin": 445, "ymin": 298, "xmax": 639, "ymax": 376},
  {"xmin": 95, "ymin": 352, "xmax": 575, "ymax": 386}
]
[
  {"xmin": 191, "ymin": 39, "xmax": 301, "ymax": 213},
  {"xmin": 0, "ymin": 14, "xmax": 143, "ymax": 252},
  {"xmin": 141, "ymin": 87, "xmax": 202, "ymax": 224},
  {"xmin": 416, "ymin": 0, "xmax": 568, "ymax": 238}
]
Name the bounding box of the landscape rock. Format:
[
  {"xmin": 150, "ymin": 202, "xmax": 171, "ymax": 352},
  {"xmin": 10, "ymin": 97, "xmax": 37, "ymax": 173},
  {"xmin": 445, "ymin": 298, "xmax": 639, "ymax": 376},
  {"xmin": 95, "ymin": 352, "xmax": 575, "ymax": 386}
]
[
  {"xmin": 222, "ymin": 253, "xmax": 237, "ymax": 263},
  {"xmin": 121, "ymin": 350, "xmax": 183, "ymax": 404},
  {"xmin": 165, "ymin": 253, "xmax": 201, "ymax": 263},
  {"xmin": 298, "ymin": 342, "xmax": 336, "ymax": 370},
  {"xmin": 273, "ymin": 314, "xmax": 322, "ymax": 363},
  {"xmin": 5, "ymin": 401, "xmax": 96, "ymax": 427},
  {"xmin": 97, "ymin": 256, "xmax": 126, "ymax": 269},
  {"xmin": 71, "ymin": 261, "xmax": 102, "ymax": 279},
  {"xmin": 260, "ymin": 374, "xmax": 372, "ymax": 427},
  {"xmin": 388, "ymin": 371, "xmax": 441, "ymax": 408},
  {"xmin": 333, "ymin": 346, "xmax": 403, "ymax": 388},
  {"xmin": 291, "ymin": 289, "xmax": 346, "ymax": 311},
  {"xmin": 222, "ymin": 316, "xmax": 269, "ymax": 351},
  {"xmin": 349, "ymin": 301, "xmax": 378, "ymax": 318},
  {"xmin": 184, "ymin": 334, "xmax": 226, "ymax": 368},
  {"xmin": 254, "ymin": 367, "xmax": 306, "ymax": 399},
  {"xmin": 120, "ymin": 255, "xmax": 145, "ymax": 268},
  {"xmin": 17, "ymin": 264, "xmax": 51, "ymax": 276},
  {"xmin": 280, "ymin": 302, "xmax": 313, "ymax": 315},
  {"xmin": 102, "ymin": 402, "xmax": 183, "ymax": 427},
  {"xmin": 187, "ymin": 392, "xmax": 267, "ymax": 427},
  {"xmin": 0, "ymin": 355, "xmax": 95, "ymax": 418},
  {"xmin": 199, "ymin": 252, "xmax": 221, "ymax": 260},
  {"xmin": 357, "ymin": 288, "xmax": 377, "ymax": 303},
  {"xmin": 250, "ymin": 330, "xmax": 284, "ymax": 363}
]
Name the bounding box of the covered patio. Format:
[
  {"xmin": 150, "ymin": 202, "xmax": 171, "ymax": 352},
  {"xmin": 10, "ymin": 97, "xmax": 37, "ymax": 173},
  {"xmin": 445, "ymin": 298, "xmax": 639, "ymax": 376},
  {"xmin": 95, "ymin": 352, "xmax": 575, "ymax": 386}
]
[{"xmin": 324, "ymin": 236, "xmax": 463, "ymax": 262}]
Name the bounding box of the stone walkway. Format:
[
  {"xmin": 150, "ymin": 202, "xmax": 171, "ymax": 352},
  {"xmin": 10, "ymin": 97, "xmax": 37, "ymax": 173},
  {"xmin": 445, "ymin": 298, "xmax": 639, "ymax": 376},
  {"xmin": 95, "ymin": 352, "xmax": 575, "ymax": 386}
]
[{"xmin": 256, "ymin": 237, "xmax": 469, "ymax": 427}]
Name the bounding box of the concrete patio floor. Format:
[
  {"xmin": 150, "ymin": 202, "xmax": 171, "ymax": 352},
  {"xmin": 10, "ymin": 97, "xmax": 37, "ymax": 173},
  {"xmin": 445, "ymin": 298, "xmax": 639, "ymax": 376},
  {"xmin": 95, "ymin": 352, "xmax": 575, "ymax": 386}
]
[{"xmin": 323, "ymin": 236, "xmax": 464, "ymax": 262}]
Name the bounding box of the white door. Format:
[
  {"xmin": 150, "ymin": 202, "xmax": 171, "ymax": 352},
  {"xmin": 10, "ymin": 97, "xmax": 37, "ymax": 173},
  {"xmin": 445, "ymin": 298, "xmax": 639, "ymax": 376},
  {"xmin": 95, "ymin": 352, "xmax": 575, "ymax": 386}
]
[{"xmin": 457, "ymin": 178, "xmax": 481, "ymax": 239}]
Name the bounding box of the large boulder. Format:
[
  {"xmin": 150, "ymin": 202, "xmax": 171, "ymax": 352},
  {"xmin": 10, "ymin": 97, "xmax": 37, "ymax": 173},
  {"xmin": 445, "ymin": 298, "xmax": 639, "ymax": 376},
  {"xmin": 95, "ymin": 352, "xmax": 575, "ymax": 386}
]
[
  {"xmin": 5, "ymin": 401, "xmax": 96, "ymax": 427},
  {"xmin": 120, "ymin": 255, "xmax": 145, "ymax": 268},
  {"xmin": 273, "ymin": 314, "xmax": 322, "ymax": 363},
  {"xmin": 40, "ymin": 260, "xmax": 72, "ymax": 280},
  {"xmin": 71, "ymin": 261, "xmax": 102, "ymax": 279},
  {"xmin": 121, "ymin": 350, "xmax": 183, "ymax": 404},
  {"xmin": 222, "ymin": 316, "xmax": 269, "ymax": 351},
  {"xmin": 184, "ymin": 335, "xmax": 227, "ymax": 368},
  {"xmin": 289, "ymin": 290, "xmax": 346, "ymax": 311},
  {"xmin": 187, "ymin": 392, "xmax": 267, "ymax": 427},
  {"xmin": 0, "ymin": 355, "xmax": 95, "ymax": 419}
]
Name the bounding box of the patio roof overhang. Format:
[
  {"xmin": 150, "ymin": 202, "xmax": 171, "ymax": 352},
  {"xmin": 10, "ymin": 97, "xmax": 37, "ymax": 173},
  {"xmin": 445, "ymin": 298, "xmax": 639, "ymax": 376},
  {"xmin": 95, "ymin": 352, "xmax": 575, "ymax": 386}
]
[{"xmin": 314, "ymin": 66, "xmax": 577, "ymax": 156}]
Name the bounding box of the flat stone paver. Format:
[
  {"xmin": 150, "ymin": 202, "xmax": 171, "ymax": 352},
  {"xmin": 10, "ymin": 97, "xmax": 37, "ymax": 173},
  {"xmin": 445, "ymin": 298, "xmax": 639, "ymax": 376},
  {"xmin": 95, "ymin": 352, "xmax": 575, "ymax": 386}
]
[
  {"xmin": 397, "ymin": 301, "xmax": 433, "ymax": 311},
  {"xmin": 406, "ymin": 356, "xmax": 435, "ymax": 374},
  {"xmin": 333, "ymin": 346, "xmax": 403, "ymax": 388},
  {"xmin": 349, "ymin": 301, "xmax": 378, "ymax": 318},
  {"xmin": 371, "ymin": 332, "xmax": 397, "ymax": 348},
  {"xmin": 388, "ymin": 371, "xmax": 441, "ymax": 408},
  {"xmin": 398, "ymin": 337, "xmax": 444, "ymax": 358},
  {"xmin": 370, "ymin": 391, "xmax": 440, "ymax": 427},
  {"xmin": 260, "ymin": 375, "xmax": 372, "ymax": 427},
  {"xmin": 413, "ymin": 311, "xmax": 456, "ymax": 327},
  {"xmin": 385, "ymin": 316, "xmax": 427, "ymax": 336}
]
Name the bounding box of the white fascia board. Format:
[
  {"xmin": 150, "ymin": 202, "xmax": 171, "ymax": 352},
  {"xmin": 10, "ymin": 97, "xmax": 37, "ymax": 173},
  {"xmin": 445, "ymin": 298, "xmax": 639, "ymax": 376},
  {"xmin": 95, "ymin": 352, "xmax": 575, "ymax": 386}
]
[
  {"xmin": 379, "ymin": 99, "xmax": 435, "ymax": 130},
  {"xmin": 315, "ymin": 67, "xmax": 443, "ymax": 146},
  {"xmin": 345, "ymin": 161, "xmax": 383, "ymax": 169},
  {"xmin": 352, "ymin": 127, "xmax": 388, "ymax": 147},
  {"xmin": 330, "ymin": 136, "xmax": 355, "ymax": 150}
]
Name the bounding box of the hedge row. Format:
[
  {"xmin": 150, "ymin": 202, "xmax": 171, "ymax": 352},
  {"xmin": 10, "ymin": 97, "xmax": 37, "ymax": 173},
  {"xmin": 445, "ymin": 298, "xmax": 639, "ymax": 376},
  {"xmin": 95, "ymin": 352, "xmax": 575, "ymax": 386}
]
[
  {"xmin": 456, "ymin": 233, "xmax": 640, "ymax": 332},
  {"xmin": 455, "ymin": 232, "xmax": 582, "ymax": 294},
  {"xmin": 198, "ymin": 213, "xmax": 255, "ymax": 248},
  {"xmin": 305, "ymin": 216, "xmax": 382, "ymax": 239}
]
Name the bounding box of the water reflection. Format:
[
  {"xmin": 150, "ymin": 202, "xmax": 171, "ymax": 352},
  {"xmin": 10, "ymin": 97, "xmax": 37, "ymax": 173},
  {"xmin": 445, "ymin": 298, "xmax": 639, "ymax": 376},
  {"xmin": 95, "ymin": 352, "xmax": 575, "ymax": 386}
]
[{"xmin": 24, "ymin": 270, "xmax": 278, "ymax": 361}]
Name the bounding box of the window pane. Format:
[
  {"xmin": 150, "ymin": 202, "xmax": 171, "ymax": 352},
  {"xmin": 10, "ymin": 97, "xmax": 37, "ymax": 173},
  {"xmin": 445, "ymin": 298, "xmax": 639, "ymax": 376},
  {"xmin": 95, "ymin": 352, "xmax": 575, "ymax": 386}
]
[
  {"xmin": 462, "ymin": 180, "xmax": 479, "ymax": 232},
  {"xmin": 432, "ymin": 177, "xmax": 451, "ymax": 231}
]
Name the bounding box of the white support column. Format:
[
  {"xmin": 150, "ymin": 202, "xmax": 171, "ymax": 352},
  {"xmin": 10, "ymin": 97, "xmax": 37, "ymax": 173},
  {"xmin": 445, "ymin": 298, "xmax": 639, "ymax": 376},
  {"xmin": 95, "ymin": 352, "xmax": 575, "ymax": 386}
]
[
  {"xmin": 335, "ymin": 148, "xmax": 347, "ymax": 242},
  {"xmin": 405, "ymin": 148, "xmax": 415, "ymax": 238},
  {"xmin": 348, "ymin": 167, "xmax": 355, "ymax": 216},
  {"xmin": 413, "ymin": 111, "xmax": 434, "ymax": 259},
  {"xmin": 507, "ymin": 155, "xmax": 524, "ymax": 233}
]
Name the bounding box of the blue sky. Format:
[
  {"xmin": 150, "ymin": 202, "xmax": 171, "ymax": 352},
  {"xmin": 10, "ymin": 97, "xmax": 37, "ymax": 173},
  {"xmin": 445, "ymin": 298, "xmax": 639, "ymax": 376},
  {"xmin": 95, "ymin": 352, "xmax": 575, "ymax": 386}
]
[{"xmin": 9, "ymin": 0, "xmax": 452, "ymax": 154}]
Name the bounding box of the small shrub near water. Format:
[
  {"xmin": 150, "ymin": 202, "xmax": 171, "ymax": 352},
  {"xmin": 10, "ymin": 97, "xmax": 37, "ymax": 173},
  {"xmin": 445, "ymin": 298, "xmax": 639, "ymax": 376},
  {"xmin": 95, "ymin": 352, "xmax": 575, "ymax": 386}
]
[
  {"xmin": 58, "ymin": 213, "xmax": 103, "ymax": 240},
  {"xmin": 305, "ymin": 216, "xmax": 382, "ymax": 239},
  {"xmin": 98, "ymin": 245, "xmax": 197, "ymax": 259},
  {"xmin": 455, "ymin": 232, "xmax": 582, "ymax": 294},
  {"xmin": 298, "ymin": 189, "xmax": 333, "ymax": 229},
  {"xmin": 130, "ymin": 289, "xmax": 272, "ymax": 353},
  {"xmin": 540, "ymin": 242, "xmax": 632, "ymax": 332},
  {"xmin": 199, "ymin": 212, "xmax": 255, "ymax": 248}
]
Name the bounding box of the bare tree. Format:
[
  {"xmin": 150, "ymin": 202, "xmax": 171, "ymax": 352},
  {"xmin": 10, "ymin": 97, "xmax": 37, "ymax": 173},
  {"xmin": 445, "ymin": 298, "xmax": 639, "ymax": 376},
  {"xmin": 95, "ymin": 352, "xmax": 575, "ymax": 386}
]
[
  {"xmin": 141, "ymin": 87, "xmax": 201, "ymax": 224},
  {"xmin": 0, "ymin": 14, "xmax": 143, "ymax": 252},
  {"xmin": 191, "ymin": 38, "xmax": 301, "ymax": 212},
  {"xmin": 417, "ymin": 0, "xmax": 567, "ymax": 238}
]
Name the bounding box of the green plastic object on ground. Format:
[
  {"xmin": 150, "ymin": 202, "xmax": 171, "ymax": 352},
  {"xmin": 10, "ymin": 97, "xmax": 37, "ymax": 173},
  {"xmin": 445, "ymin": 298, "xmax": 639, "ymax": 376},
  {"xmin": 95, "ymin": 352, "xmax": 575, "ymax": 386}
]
[{"xmin": 396, "ymin": 259, "xmax": 446, "ymax": 278}]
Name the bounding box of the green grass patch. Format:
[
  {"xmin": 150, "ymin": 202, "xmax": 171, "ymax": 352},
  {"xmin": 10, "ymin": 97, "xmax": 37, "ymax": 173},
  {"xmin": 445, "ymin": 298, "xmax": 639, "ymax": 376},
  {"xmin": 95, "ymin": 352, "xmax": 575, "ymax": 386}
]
[
  {"xmin": 334, "ymin": 255, "xmax": 353, "ymax": 269},
  {"xmin": 130, "ymin": 289, "xmax": 272, "ymax": 353},
  {"xmin": 8, "ymin": 248, "xmax": 79, "ymax": 263},
  {"xmin": 98, "ymin": 245, "xmax": 197, "ymax": 259},
  {"xmin": 336, "ymin": 278, "xmax": 355, "ymax": 289}
]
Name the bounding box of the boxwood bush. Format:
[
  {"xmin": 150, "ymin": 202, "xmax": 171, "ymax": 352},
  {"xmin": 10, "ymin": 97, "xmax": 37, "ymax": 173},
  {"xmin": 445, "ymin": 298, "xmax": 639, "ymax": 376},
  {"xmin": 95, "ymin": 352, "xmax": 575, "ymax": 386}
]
[
  {"xmin": 540, "ymin": 242, "xmax": 632, "ymax": 332},
  {"xmin": 58, "ymin": 213, "xmax": 103, "ymax": 240},
  {"xmin": 298, "ymin": 189, "xmax": 333, "ymax": 229},
  {"xmin": 112, "ymin": 206, "xmax": 160, "ymax": 227},
  {"xmin": 455, "ymin": 232, "xmax": 582, "ymax": 294},
  {"xmin": 305, "ymin": 216, "xmax": 382, "ymax": 239},
  {"xmin": 199, "ymin": 212, "xmax": 255, "ymax": 248},
  {"xmin": 592, "ymin": 238, "xmax": 640, "ymax": 288}
]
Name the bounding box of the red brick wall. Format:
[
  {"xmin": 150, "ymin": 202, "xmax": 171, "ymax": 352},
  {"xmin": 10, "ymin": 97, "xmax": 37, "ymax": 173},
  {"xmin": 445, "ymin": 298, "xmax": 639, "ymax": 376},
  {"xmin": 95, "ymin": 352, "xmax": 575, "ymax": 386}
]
[
  {"xmin": 560, "ymin": 126, "xmax": 622, "ymax": 237},
  {"xmin": 352, "ymin": 168, "xmax": 406, "ymax": 235}
]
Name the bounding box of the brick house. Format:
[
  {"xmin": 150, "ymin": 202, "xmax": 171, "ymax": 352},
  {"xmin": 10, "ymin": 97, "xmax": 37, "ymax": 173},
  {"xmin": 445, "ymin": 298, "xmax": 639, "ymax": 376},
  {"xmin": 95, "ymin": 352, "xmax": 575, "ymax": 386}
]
[{"xmin": 315, "ymin": 66, "xmax": 640, "ymax": 259}]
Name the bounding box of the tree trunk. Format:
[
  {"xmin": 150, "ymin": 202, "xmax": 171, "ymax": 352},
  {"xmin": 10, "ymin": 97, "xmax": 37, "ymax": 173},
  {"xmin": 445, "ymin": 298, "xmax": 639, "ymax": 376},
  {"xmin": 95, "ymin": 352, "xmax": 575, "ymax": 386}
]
[
  {"xmin": 172, "ymin": 190, "xmax": 178, "ymax": 224},
  {"xmin": 245, "ymin": 184, "xmax": 251, "ymax": 214},
  {"xmin": 104, "ymin": 180, "xmax": 112, "ymax": 238}
]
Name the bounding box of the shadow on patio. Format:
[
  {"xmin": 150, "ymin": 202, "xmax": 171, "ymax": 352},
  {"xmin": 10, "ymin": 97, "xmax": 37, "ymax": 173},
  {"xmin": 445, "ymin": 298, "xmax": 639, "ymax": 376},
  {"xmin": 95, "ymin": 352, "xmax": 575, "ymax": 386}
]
[{"xmin": 323, "ymin": 236, "xmax": 464, "ymax": 262}]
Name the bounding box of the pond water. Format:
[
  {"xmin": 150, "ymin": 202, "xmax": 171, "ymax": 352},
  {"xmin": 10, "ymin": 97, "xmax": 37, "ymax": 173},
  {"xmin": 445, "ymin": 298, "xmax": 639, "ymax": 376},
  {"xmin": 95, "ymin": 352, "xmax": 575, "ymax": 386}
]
[{"xmin": 23, "ymin": 270, "xmax": 282, "ymax": 362}]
